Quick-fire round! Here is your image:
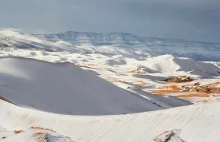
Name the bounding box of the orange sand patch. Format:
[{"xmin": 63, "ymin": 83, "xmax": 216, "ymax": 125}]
[
  {"xmin": 151, "ymin": 81, "xmax": 220, "ymax": 99},
  {"xmin": 128, "ymin": 69, "xmax": 137, "ymax": 73},
  {"xmin": 104, "ymin": 67, "xmax": 111, "ymax": 70},
  {"xmin": 75, "ymin": 63, "xmax": 95, "ymax": 67},
  {"xmin": 107, "ymin": 77, "xmax": 121, "ymax": 83},
  {"xmin": 151, "ymin": 90, "xmax": 182, "ymax": 94},
  {"xmin": 196, "ymin": 100, "xmax": 209, "ymax": 103},
  {"xmin": 128, "ymin": 69, "xmax": 145, "ymax": 74},
  {"xmin": 135, "ymin": 80, "xmax": 147, "ymax": 87},
  {"xmin": 14, "ymin": 130, "xmax": 23, "ymax": 134},
  {"xmin": 31, "ymin": 127, "xmax": 54, "ymax": 132},
  {"xmin": 177, "ymin": 93, "xmax": 209, "ymax": 98},
  {"xmin": 75, "ymin": 63, "xmax": 81, "ymax": 66},
  {"xmin": 151, "ymin": 85, "xmax": 182, "ymax": 94},
  {"xmin": 175, "ymin": 82, "xmax": 220, "ymax": 88},
  {"xmin": 87, "ymin": 64, "xmax": 95, "ymax": 66},
  {"xmin": 159, "ymin": 85, "xmax": 181, "ymax": 91},
  {"xmin": 205, "ymin": 82, "xmax": 220, "ymax": 87},
  {"xmin": 33, "ymin": 132, "xmax": 45, "ymax": 137},
  {"xmin": 213, "ymin": 94, "xmax": 220, "ymax": 97}
]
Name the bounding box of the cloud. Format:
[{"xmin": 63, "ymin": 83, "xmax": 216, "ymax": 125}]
[{"xmin": 0, "ymin": 0, "xmax": 219, "ymax": 42}]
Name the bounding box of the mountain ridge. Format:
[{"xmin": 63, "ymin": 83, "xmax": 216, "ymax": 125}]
[
  {"xmin": 0, "ymin": 29, "xmax": 220, "ymax": 61},
  {"xmin": 33, "ymin": 30, "xmax": 220, "ymax": 44},
  {"xmin": 32, "ymin": 31, "xmax": 220, "ymax": 61}
]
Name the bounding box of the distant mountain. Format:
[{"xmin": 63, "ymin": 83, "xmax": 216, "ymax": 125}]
[
  {"xmin": 0, "ymin": 29, "xmax": 220, "ymax": 61},
  {"xmin": 32, "ymin": 31, "xmax": 220, "ymax": 61}
]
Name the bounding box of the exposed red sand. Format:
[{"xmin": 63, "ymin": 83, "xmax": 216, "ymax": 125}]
[
  {"xmin": 107, "ymin": 77, "xmax": 121, "ymax": 83},
  {"xmin": 75, "ymin": 63, "xmax": 81, "ymax": 66},
  {"xmin": 177, "ymin": 93, "xmax": 209, "ymax": 98},
  {"xmin": 151, "ymin": 90, "xmax": 182, "ymax": 95},
  {"xmin": 135, "ymin": 80, "xmax": 147, "ymax": 87},
  {"xmin": 75, "ymin": 63, "xmax": 95, "ymax": 67},
  {"xmin": 128, "ymin": 69, "xmax": 136, "ymax": 73},
  {"xmin": 196, "ymin": 100, "xmax": 209, "ymax": 103},
  {"xmin": 14, "ymin": 130, "xmax": 23, "ymax": 134},
  {"xmin": 128, "ymin": 68, "xmax": 146, "ymax": 74},
  {"xmin": 151, "ymin": 85, "xmax": 182, "ymax": 94},
  {"xmin": 151, "ymin": 82, "xmax": 220, "ymax": 100},
  {"xmin": 164, "ymin": 76, "xmax": 193, "ymax": 83},
  {"xmin": 205, "ymin": 82, "xmax": 220, "ymax": 87},
  {"xmin": 107, "ymin": 78, "xmax": 148, "ymax": 86},
  {"xmin": 159, "ymin": 85, "xmax": 181, "ymax": 90},
  {"xmin": 33, "ymin": 132, "xmax": 45, "ymax": 137},
  {"xmin": 31, "ymin": 126, "xmax": 54, "ymax": 132}
]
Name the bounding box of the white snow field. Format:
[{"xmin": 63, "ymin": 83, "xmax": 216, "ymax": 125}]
[
  {"xmin": 0, "ymin": 99, "xmax": 220, "ymax": 142},
  {"xmin": 0, "ymin": 57, "xmax": 169, "ymax": 115},
  {"xmin": 142, "ymin": 55, "xmax": 220, "ymax": 77},
  {"xmin": 0, "ymin": 128, "xmax": 74, "ymax": 142},
  {"xmin": 0, "ymin": 29, "xmax": 220, "ymax": 141}
]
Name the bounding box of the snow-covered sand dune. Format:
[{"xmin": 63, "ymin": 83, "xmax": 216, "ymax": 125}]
[
  {"xmin": 0, "ymin": 57, "xmax": 169, "ymax": 115},
  {"xmin": 0, "ymin": 128, "xmax": 74, "ymax": 142},
  {"xmin": 0, "ymin": 57, "xmax": 191, "ymax": 116},
  {"xmin": 0, "ymin": 29, "xmax": 220, "ymax": 141},
  {"xmin": 143, "ymin": 55, "xmax": 220, "ymax": 77},
  {"xmin": 0, "ymin": 98, "xmax": 220, "ymax": 142}
]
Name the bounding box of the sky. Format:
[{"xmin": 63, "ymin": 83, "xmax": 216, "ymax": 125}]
[{"xmin": 0, "ymin": 0, "xmax": 219, "ymax": 42}]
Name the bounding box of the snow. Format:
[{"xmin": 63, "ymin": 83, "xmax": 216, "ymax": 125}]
[
  {"xmin": 0, "ymin": 57, "xmax": 169, "ymax": 115},
  {"xmin": 1, "ymin": 29, "xmax": 220, "ymax": 61},
  {"xmin": 0, "ymin": 128, "xmax": 73, "ymax": 142},
  {"xmin": 143, "ymin": 55, "xmax": 220, "ymax": 77},
  {"xmin": 1, "ymin": 99, "xmax": 220, "ymax": 142},
  {"xmin": 0, "ymin": 29, "xmax": 220, "ymax": 141},
  {"xmin": 0, "ymin": 47, "xmax": 219, "ymax": 104},
  {"xmin": 32, "ymin": 31, "xmax": 220, "ymax": 61},
  {"xmin": 104, "ymin": 57, "xmax": 127, "ymax": 66},
  {"xmin": 128, "ymin": 88, "xmax": 191, "ymax": 108},
  {"xmin": 152, "ymin": 129, "xmax": 183, "ymax": 142}
]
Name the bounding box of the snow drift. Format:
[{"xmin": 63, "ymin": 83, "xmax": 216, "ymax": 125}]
[
  {"xmin": 0, "ymin": 57, "xmax": 167, "ymax": 115},
  {"xmin": 144, "ymin": 55, "xmax": 220, "ymax": 77},
  {"xmin": 105, "ymin": 57, "xmax": 127, "ymax": 66},
  {"xmin": 0, "ymin": 98, "xmax": 220, "ymax": 142}
]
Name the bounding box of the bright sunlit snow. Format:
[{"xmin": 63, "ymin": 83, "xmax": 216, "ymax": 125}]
[{"xmin": 0, "ymin": 29, "xmax": 219, "ymax": 142}]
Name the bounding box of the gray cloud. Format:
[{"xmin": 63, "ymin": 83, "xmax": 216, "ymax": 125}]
[{"xmin": 0, "ymin": 0, "xmax": 219, "ymax": 42}]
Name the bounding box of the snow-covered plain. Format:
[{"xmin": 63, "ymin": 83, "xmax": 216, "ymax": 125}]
[{"xmin": 0, "ymin": 29, "xmax": 220, "ymax": 141}]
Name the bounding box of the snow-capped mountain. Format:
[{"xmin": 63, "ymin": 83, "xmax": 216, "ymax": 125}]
[
  {"xmin": 33, "ymin": 31, "xmax": 220, "ymax": 61},
  {"xmin": 0, "ymin": 29, "xmax": 220, "ymax": 61}
]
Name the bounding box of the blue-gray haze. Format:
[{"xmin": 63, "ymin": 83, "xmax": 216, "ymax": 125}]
[{"xmin": 0, "ymin": 0, "xmax": 219, "ymax": 42}]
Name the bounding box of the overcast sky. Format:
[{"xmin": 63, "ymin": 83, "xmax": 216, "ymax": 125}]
[{"xmin": 0, "ymin": 0, "xmax": 219, "ymax": 42}]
